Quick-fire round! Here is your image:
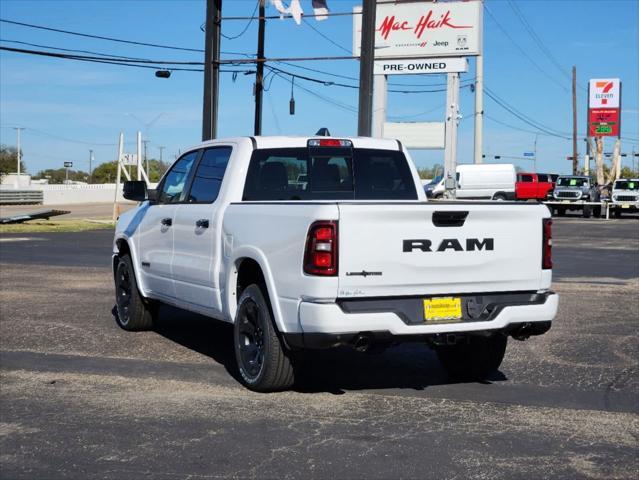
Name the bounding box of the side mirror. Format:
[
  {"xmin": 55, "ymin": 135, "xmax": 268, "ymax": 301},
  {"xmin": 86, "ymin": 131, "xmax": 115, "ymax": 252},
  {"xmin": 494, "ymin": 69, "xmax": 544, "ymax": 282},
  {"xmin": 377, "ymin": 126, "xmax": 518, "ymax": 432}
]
[{"xmin": 123, "ymin": 181, "xmax": 148, "ymax": 201}]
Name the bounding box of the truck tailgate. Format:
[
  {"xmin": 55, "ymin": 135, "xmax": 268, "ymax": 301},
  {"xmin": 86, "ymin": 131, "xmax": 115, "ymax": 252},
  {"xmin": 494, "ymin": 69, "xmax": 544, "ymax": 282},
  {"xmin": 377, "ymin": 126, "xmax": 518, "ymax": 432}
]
[{"xmin": 337, "ymin": 202, "xmax": 548, "ymax": 298}]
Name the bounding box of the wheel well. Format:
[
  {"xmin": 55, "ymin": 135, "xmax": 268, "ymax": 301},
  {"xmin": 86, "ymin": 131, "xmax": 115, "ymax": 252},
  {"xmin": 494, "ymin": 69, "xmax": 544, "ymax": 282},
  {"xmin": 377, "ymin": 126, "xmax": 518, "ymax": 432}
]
[
  {"xmin": 236, "ymin": 258, "xmax": 266, "ymax": 304},
  {"xmin": 113, "ymin": 239, "xmax": 131, "ymax": 274}
]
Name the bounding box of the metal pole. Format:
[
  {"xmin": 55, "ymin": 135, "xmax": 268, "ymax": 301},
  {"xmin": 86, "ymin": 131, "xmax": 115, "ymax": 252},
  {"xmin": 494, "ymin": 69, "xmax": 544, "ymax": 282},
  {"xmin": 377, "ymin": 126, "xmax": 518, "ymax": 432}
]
[
  {"xmin": 474, "ymin": 54, "xmax": 484, "ymax": 164},
  {"xmin": 158, "ymin": 146, "xmax": 165, "ymax": 162},
  {"xmin": 142, "ymin": 139, "xmax": 149, "ymax": 177},
  {"xmin": 444, "ymin": 73, "xmax": 460, "ymax": 199},
  {"xmin": 88, "ymin": 149, "xmax": 93, "ymax": 183},
  {"xmin": 254, "ymin": 0, "xmax": 266, "ymax": 136},
  {"xmin": 202, "ymin": 0, "xmax": 222, "ymax": 141},
  {"xmin": 137, "ymin": 131, "xmax": 142, "ymax": 181},
  {"xmin": 14, "ymin": 127, "xmax": 24, "ymax": 179},
  {"xmin": 357, "ymin": 0, "xmax": 376, "ymax": 137},
  {"xmin": 572, "ymin": 66, "xmax": 578, "ymax": 175},
  {"xmin": 533, "ymin": 134, "xmax": 538, "ymax": 173},
  {"xmin": 372, "ymin": 74, "xmax": 387, "ymax": 137}
]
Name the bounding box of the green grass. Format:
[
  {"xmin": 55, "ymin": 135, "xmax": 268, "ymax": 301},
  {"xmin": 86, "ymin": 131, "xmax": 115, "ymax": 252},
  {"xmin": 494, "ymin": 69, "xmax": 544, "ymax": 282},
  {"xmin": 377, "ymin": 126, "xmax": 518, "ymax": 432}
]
[{"xmin": 0, "ymin": 219, "xmax": 115, "ymax": 233}]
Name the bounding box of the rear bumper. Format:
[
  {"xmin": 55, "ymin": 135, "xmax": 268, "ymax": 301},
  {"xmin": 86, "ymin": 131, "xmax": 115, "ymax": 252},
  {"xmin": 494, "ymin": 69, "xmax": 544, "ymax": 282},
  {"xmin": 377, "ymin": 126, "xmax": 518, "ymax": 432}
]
[{"xmin": 285, "ymin": 292, "xmax": 558, "ymax": 349}]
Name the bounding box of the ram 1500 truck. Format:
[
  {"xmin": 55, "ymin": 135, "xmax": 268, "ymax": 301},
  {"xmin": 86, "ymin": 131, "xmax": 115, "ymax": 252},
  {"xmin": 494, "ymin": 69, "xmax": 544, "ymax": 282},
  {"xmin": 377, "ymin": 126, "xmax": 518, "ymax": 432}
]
[{"xmin": 113, "ymin": 136, "xmax": 558, "ymax": 391}]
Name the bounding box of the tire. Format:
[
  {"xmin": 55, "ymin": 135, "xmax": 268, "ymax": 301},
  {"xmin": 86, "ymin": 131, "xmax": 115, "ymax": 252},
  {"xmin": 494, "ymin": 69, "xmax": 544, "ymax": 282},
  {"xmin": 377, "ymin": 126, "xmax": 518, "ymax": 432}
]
[
  {"xmin": 234, "ymin": 284, "xmax": 294, "ymax": 392},
  {"xmin": 557, "ymin": 207, "xmax": 566, "ymax": 217},
  {"xmin": 594, "ymin": 206, "xmax": 602, "ymax": 217},
  {"xmin": 114, "ymin": 254, "xmax": 156, "ymax": 331},
  {"xmin": 493, "ymin": 193, "xmax": 506, "ymax": 201},
  {"xmin": 614, "ymin": 209, "xmax": 622, "ymax": 218},
  {"xmin": 582, "ymin": 205, "xmax": 592, "ymax": 218},
  {"xmin": 435, "ymin": 334, "xmax": 508, "ymax": 380}
]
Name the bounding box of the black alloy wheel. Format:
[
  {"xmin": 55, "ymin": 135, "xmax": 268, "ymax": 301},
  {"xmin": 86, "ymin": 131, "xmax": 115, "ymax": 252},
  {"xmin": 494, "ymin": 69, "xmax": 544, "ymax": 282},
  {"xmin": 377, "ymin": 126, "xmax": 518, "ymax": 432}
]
[{"xmin": 236, "ymin": 299, "xmax": 265, "ymax": 379}]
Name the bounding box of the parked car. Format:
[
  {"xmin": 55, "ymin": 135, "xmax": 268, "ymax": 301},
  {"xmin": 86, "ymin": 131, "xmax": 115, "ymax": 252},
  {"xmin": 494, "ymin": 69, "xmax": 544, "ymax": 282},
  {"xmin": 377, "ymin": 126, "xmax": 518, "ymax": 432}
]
[
  {"xmin": 515, "ymin": 173, "xmax": 554, "ymax": 201},
  {"xmin": 455, "ymin": 164, "xmax": 517, "ymax": 200},
  {"xmin": 552, "ymin": 175, "xmax": 601, "ymax": 217},
  {"xmin": 424, "ymin": 174, "xmax": 443, "ymax": 198},
  {"xmin": 113, "ymin": 135, "xmax": 557, "ymax": 391},
  {"xmin": 610, "ymin": 178, "xmax": 639, "ymax": 217}
]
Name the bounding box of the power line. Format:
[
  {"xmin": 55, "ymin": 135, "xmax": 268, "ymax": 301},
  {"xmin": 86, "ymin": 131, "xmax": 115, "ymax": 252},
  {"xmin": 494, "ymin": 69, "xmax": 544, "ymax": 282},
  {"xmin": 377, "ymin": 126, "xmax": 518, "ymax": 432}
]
[
  {"xmin": 484, "ymin": 5, "xmax": 570, "ymax": 94},
  {"xmin": 484, "ymin": 88, "xmax": 571, "ymax": 139},
  {"xmin": 0, "ymin": 18, "xmax": 204, "ymax": 53},
  {"xmin": 302, "ymin": 17, "xmax": 352, "ymax": 54},
  {"xmin": 0, "ymin": 17, "xmax": 254, "ymax": 57},
  {"xmin": 222, "ymin": 1, "xmax": 259, "ymax": 40},
  {"xmin": 0, "ymin": 38, "xmax": 151, "ymax": 61}
]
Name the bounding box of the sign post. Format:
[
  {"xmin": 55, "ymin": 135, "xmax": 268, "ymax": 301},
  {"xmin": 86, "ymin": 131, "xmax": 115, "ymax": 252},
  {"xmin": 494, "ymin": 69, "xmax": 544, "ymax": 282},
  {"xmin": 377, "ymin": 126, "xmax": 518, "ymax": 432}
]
[{"xmin": 63, "ymin": 161, "xmax": 73, "ymax": 184}]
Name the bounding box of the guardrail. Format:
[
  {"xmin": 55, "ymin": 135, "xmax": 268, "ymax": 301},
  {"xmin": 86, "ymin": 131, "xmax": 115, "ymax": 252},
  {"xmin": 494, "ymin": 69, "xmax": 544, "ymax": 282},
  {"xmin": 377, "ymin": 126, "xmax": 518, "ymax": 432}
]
[{"xmin": 0, "ymin": 190, "xmax": 44, "ymax": 205}]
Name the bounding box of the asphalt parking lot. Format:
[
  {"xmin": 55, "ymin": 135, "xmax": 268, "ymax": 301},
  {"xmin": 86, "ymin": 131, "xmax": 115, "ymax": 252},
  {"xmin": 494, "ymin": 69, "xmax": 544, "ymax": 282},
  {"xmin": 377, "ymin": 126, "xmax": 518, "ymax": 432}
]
[{"xmin": 1, "ymin": 216, "xmax": 638, "ymax": 479}]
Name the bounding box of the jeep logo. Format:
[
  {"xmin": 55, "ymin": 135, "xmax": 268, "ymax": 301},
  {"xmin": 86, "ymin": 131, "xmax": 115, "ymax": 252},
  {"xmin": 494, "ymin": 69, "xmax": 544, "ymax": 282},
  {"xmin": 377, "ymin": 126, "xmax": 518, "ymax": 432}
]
[{"xmin": 403, "ymin": 238, "xmax": 494, "ymax": 252}]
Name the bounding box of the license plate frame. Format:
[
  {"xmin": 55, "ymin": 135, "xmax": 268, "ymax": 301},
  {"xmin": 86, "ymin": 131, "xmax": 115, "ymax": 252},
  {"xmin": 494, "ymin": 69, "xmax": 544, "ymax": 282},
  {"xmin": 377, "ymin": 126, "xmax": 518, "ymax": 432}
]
[{"xmin": 423, "ymin": 297, "xmax": 462, "ymax": 323}]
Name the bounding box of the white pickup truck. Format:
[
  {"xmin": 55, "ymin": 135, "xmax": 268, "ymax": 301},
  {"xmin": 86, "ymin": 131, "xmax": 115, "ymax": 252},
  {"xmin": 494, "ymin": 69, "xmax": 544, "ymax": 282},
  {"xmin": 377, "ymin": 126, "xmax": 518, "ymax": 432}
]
[{"xmin": 113, "ymin": 135, "xmax": 558, "ymax": 391}]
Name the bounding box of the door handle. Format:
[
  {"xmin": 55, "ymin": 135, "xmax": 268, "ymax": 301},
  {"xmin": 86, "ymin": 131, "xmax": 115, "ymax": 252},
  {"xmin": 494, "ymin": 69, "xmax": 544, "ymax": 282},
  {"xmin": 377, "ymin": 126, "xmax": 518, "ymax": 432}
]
[
  {"xmin": 196, "ymin": 219, "xmax": 209, "ymax": 229},
  {"xmin": 161, "ymin": 217, "xmax": 172, "ymax": 226}
]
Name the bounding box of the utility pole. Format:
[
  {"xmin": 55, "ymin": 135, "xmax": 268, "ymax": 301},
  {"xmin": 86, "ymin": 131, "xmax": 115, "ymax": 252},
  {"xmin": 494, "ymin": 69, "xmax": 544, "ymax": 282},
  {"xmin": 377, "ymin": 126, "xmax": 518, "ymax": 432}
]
[
  {"xmin": 158, "ymin": 146, "xmax": 165, "ymax": 162},
  {"xmin": 254, "ymin": 0, "xmax": 266, "ymax": 136},
  {"xmin": 89, "ymin": 149, "xmax": 94, "ymax": 183},
  {"xmin": 443, "ymin": 73, "xmax": 461, "ymax": 199},
  {"xmin": 474, "ymin": 54, "xmax": 484, "ymax": 163},
  {"xmin": 572, "ymin": 66, "xmax": 578, "ymax": 175},
  {"xmin": 202, "ymin": 0, "xmax": 222, "ymax": 141},
  {"xmin": 14, "ymin": 127, "xmax": 24, "ymax": 179},
  {"xmin": 533, "ymin": 134, "xmax": 538, "ymax": 173},
  {"xmin": 142, "ymin": 139, "xmax": 149, "ymax": 176},
  {"xmin": 357, "ymin": 0, "xmax": 376, "ymax": 137}
]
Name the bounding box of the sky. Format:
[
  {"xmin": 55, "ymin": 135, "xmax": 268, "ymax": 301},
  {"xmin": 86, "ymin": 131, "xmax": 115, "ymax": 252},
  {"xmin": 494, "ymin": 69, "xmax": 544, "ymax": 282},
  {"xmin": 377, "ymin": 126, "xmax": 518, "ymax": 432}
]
[{"xmin": 1, "ymin": 0, "xmax": 638, "ymax": 176}]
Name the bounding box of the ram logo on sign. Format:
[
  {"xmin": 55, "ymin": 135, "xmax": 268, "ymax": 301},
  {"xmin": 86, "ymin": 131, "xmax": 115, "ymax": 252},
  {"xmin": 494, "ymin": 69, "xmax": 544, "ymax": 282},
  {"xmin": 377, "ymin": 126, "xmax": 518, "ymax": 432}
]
[{"xmin": 353, "ymin": 0, "xmax": 482, "ymax": 58}]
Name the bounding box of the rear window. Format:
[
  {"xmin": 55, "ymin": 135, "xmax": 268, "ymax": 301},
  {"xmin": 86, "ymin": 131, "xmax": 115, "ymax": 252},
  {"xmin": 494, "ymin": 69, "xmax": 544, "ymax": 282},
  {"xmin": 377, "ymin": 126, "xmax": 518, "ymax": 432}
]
[{"xmin": 242, "ymin": 148, "xmax": 418, "ymax": 201}]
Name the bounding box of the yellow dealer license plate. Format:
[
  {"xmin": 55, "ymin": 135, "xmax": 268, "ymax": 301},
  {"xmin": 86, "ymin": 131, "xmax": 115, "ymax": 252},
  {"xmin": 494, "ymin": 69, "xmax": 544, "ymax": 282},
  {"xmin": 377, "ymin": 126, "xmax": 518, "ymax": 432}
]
[
  {"xmin": 423, "ymin": 297, "xmax": 462, "ymax": 323},
  {"xmin": 622, "ymin": 204, "xmax": 630, "ymax": 208}
]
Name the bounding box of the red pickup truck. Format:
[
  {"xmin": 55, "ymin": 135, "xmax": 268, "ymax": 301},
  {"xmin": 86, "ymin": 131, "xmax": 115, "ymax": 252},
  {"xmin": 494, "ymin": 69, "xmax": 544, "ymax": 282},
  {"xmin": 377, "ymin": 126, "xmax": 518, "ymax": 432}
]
[{"xmin": 516, "ymin": 173, "xmax": 555, "ymax": 200}]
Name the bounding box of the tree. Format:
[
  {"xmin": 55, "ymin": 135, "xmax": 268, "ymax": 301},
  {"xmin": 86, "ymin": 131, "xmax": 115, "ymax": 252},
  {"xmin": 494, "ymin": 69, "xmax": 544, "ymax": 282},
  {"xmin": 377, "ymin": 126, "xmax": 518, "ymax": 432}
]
[
  {"xmin": 417, "ymin": 164, "xmax": 443, "ymax": 179},
  {"xmin": 0, "ymin": 145, "xmax": 27, "ymax": 176},
  {"xmin": 33, "ymin": 168, "xmax": 90, "ymax": 184}
]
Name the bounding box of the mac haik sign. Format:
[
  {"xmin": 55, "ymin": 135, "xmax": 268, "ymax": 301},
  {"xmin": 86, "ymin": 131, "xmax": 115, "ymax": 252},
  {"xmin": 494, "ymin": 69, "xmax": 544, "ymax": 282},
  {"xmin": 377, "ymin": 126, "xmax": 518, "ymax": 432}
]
[
  {"xmin": 353, "ymin": 1, "xmax": 482, "ymax": 58},
  {"xmin": 588, "ymin": 79, "xmax": 621, "ymax": 137}
]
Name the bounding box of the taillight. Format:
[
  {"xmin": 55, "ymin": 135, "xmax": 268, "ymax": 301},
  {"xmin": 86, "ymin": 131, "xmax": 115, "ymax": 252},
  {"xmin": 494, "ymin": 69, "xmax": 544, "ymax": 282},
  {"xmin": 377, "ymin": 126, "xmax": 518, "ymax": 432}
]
[
  {"xmin": 542, "ymin": 218, "xmax": 552, "ymax": 269},
  {"xmin": 304, "ymin": 221, "xmax": 338, "ymax": 276}
]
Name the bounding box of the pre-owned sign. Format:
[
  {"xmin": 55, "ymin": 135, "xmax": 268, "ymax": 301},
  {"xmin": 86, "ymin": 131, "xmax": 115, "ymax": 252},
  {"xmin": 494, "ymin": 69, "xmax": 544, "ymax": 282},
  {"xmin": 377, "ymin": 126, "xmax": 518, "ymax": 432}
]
[
  {"xmin": 374, "ymin": 57, "xmax": 468, "ymax": 75},
  {"xmin": 353, "ymin": 1, "xmax": 482, "ymax": 58}
]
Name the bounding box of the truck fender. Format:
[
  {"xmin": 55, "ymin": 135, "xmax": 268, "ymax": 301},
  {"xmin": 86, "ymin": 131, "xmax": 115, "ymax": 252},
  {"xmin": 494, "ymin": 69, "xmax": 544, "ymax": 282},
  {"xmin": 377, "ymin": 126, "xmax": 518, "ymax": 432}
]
[
  {"xmin": 113, "ymin": 234, "xmax": 148, "ymax": 298},
  {"xmin": 224, "ymin": 246, "xmax": 287, "ymax": 334}
]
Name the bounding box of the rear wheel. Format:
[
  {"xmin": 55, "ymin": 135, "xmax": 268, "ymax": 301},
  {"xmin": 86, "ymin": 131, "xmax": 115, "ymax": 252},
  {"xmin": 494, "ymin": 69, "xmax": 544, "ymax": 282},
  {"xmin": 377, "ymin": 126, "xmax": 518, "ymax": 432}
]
[
  {"xmin": 435, "ymin": 335, "xmax": 508, "ymax": 380},
  {"xmin": 556, "ymin": 207, "xmax": 566, "ymax": 217},
  {"xmin": 234, "ymin": 284, "xmax": 294, "ymax": 392},
  {"xmin": 493, "ymin": 193, "xmax": 506, "ymax": 201},
  {"xmin": 114, "ymin": 254, "xmax": 156, "ymax": 331},
  {"xmin": 594, "ymin": 206, "xmax": 602, "ymax": 217},
  {"xmin": 582, "ymin": 205, "xmax": 592, "ymax": 218}
]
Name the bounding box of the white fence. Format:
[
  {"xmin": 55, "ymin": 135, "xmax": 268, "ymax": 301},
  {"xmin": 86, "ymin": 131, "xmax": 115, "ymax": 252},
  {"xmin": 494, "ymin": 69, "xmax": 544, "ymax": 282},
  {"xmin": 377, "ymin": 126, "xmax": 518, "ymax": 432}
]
[{"xmin": 0, "ymin": 183, "xmax": 158, "ymax": 205}]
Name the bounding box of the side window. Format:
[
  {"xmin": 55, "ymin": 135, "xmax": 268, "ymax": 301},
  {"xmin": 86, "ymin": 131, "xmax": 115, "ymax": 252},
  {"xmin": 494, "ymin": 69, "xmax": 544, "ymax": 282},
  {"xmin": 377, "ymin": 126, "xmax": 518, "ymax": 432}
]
[
  {"xmin": 187, "ymin": 147, "xmax": 232, "ymax": 203},
  {"xmin": 158, "ymin": 151, "xmax": 198, "ymax": 204},
  {"xmin": 521, "ymin": 174, "xmax": 534, "ymax": 182},
  {"xmin": 537, "ymin": 174, "xmax": 549, "ymax": 182}
]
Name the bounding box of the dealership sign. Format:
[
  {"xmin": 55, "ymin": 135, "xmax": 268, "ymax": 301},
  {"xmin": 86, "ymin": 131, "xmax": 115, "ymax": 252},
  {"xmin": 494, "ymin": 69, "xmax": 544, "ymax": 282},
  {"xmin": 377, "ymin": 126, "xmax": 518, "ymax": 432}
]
[
  {"xmin": 353, "ymin": 1, "xmax": 482, "ymax": 58},
  {"xmin": 588, "ymin": 78, "xmax": 622, "ymax": 137},
  {"xmin": 374, "ymin": 57, "xmax": 467, "ymax": 75}
]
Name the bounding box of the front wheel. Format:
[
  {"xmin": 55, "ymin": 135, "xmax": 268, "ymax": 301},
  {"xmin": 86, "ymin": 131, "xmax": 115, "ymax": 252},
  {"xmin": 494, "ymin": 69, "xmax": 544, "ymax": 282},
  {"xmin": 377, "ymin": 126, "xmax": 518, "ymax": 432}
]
[
  {"xmin": 435, "ymin": 335, "xmax": 508, "ymax": 380},
  {"xmin": 234, "ymin": 284, "xmax": 294, "ymax": 392},
  {"xmin": 114, "ymin": 254, "xmax": 156, "ymax": 331},
  {"xmin": 582, "ymin": 205, "xmax": 592, "ymax": 218},
  {"xmin": 493, "ymin": 193, "xmax": 506, "ymax": 201}
]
